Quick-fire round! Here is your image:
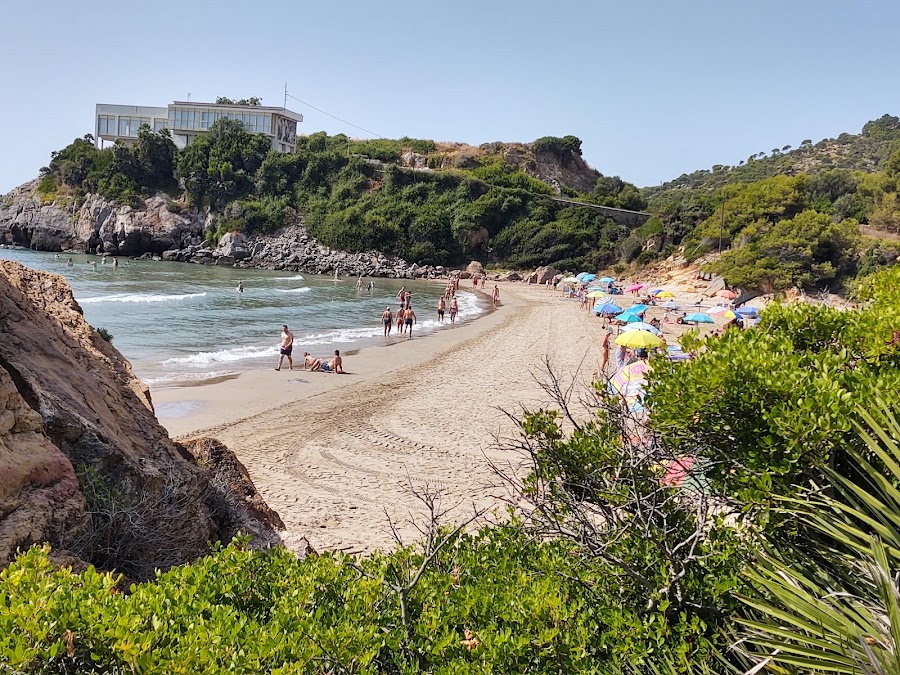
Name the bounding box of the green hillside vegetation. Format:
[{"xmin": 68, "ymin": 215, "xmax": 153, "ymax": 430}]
[
  {"xmin": 5, "ymin": 265, "xmax": 900, "ymax": 673},
  {"xmin": 645, "ymin": 115, "xmax": 900, "ymax": 291},
  {"xmin": 37, "ymin": 123, "xmax": 647, "ymax": 271}
]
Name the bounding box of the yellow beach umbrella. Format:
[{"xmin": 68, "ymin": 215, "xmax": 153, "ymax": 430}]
[
  {"xmin": 615, "ymin": 330, "xmax": 663, "ymax": 349},
  {"xmin": 723, "ymin": 310, "xmax": 738, "ymax": 320},
  {"xmin": 656, "ymin": 291, "xmax": 675, "ymax": 298},
  {"xmin": 586, "ymin": 291, "xmax": 607, "ymax": 298}
]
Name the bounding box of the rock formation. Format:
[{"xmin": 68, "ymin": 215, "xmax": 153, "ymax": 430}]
[{"xmin": 0, "ymin": 262, "xmax": 283, "ymax": 578}]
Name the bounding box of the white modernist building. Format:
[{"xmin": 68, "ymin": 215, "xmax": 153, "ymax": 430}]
[{"xmin": 95, "ymin": 101, "xmax": 303, "ymax": 153}]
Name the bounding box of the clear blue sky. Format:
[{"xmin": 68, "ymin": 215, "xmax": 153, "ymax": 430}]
[{"xmin": 2, "ymin": 0, "xmax": 898, "ymax": 193}]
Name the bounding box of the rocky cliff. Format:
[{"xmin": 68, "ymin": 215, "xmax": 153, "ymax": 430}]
[{"xmin": 0, "ymin": 262, "xmax": 285, "ymax": 578}]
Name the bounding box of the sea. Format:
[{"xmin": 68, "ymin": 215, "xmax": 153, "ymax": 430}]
[{"xmin": 0, "ymin": 248, "xmax": 486, "ymax": 387}]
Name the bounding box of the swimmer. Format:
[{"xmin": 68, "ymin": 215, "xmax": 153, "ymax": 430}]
[
  {"xmin": 356, "ymin": 276, "xmax": 363, "ymax": 290},
  {"xmin": 275, "ymin": 325, "xmax": 294, "ymax": 370},
  {"xmin": 382, "ymin": 306, "xmax": 393, "ymax": 336},
  {"xmin": 112, "ymin": 257, "xmax": 118, "ymax": 268},
  {"xmin": 66, "ymin": 258, "xmax": 74, "ymax": 267},
  {"xmin": 236, "ymin": 281, "xmax": 244, "ymax": 293}
]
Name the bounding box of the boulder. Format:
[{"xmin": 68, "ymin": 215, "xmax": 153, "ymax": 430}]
[
  {"xmin": 215, "ymin": 255, "xmax": 235, "ymax": 267},
  {"xmin": 0, "ymin": 262, "xmax": 284, "ymax": 577},
  {"xmin": 533, "ymin": 265, "xmax": 558, "ymax": 284},
  {"xmin": 498, "ymin": 271, "xmax": 522, "ymax": 282},
  {"xmin": 215, "ymin": 232, "xmax": 251, "ymax": 261},
  {"xmin": 465, "ymin": 261, "xmax": 485, "ymax": 277}
]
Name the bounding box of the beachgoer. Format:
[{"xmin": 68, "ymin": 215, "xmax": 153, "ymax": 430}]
[
  {"xmin": 101, "ymin": 256, "xmax": 107, "ymax": 264},
  {"xmin": 55, "ymin": 253, "xmax": 60, "ymax": 260},
  {"xmin": 368, "ymin": 281, "xmax": 375, "ymax": 291},
  {"xmin": 449, "ymin": 296, "xmax": 458, "ymax": 324},
  {"xmin": 492, "ymin": 285, "xmax": 500, "ymax": 307},
  {"xmin": 397, "ymin": 286, "xmax": 406, "ymax": 300},
  {"xmin": 396, "ymin": 305, "xmax": 405, "ymax": 335},
  {"xmin": 237, "ymin": 281, "xmax": 244, "ymax": 293},
  {"xmin": 473, "ymin": 276, "xmax": 478, "ymax": 288},
  {"xmin": 599, "ymin": 329, "xmax": 612, "ymax": 374},
  {"xmin": 302, "ymin": 352, "xmax": 321, "ymax": 371},
  {"xmin": 356, "ymin": 276, "xmax": 363, "ymax": 290},
  {"xmin": 329, "ymin": 350, "xmax": 344, "ymax": 373},
  {"xmin": 404, "ymin": 305, "xmax": 416, "ymax": 338},
  {"xmin": 66, "ymin": 258, "xmax": 74, "ymax": 267},
  {"xmin": 112, "ymin": 257, "xmax": 118, "ymax": 268},
  {"xmin": 382, "ymin": 306, "xmax": 393, "ymax": 336},
  {"xmin": 275, "ymin": 325, "xmax": 294, "ymax": 371},
  {"xmin": 615, "ymin": 344, "xmax": 627, "ymax": 370},
  {"xmin": 437, "ymin": 296, "xmax": 446, "ymax": 322}
]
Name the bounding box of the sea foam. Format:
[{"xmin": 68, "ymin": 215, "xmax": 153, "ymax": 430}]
[
  {"xmin": 162, "ymin": 344, "xmax": 277, "ymax": 366},
  {"xmin": 276, "ymin": 287, "xmax": 312, "ymax": 294},
  {"xmin": 79, "ymin": 292, "xmax": 207, "ymax": 304}
]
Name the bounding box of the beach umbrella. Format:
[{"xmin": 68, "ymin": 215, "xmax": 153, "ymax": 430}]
[
  {"xmin": 586, "ymin": 290, "xmax": 606, "ymax": 298},
  {"xmin": 628, "ymin": 304, "xmax": 649, "ymax": 313},
  {"xmin": 661, "ymin": 301, "xmax": 680, "ymax": 310},
  {"xmin": 609, "ymin": 360, "xmax": 651, "ymax": 412},
  {"xmin": 735, "ymin": 307, "xmax": 759, "ymax": 318},
  {"xmin": 620, "ymin": 322, "xmax": 661, "ymax": 335},
  {"xmin": 656, "ymin": 291, "xmax": 675, "ymax": 298},
  {"xmin": 707, "ymin": 306, "xmax": 729, "ymax": 316},
  {"xmin": 619, "ymin": 313, "xmax": 646, "ymax": 323},
  {"xmin": 598, "ymin": 276, "xmax": 615, "ymax": 284},
  {"xmin": 595, "ymin": 302, "xmax": 623, "ymax": 315},
  {"xmin": 561, "ymin": 276, "xmax": 579, "ymax": 284},
  {"xmin": 650, "ymin": 289, "xmax": 665, "ymax": 295},
  {"xmin": 615, "ymin": 331, "xmax": 663, "ymax": 348},
  {"xmin": 723, "ymin": 310, "xmax": 738, "ymax": 320},
  {"xmin": 575, "ymin": 272, "xmax": 589, "ymax": 281},
  {"xmin": 625, "ymin": 283, "xmax": 646, "ymax": 292},
  {"xmin": 717, "ymin": 289, "xmax": 737, "ymax": 299},
  {"xmin": 684, "ymin": 312, "xmax": 715, "ymax": 324},
  {"xmin": 581, "ymin": 273, "xmax": 597, "ymax": 282}
]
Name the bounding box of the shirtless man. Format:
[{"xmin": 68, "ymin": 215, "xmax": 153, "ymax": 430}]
[
  {"xmin": 327, "ymin": 350, "xmax": 344, "ymax": 373},
  {"xmin": 437, "ymin": 296, "xmax": 446, "ymax": 322},
  {"xmin": 396, "ymin": 304, "xmax": 406, "ymax": 335},
  {"xmin": 382, "ymin": 306, "xmax": 393, "ymax": 336},
  {"xmin": 449, "ymin": 296, "xmax": 458, "ymax": 324},
  {"xmin": 404, "ymin": 305, "xmax": 416, "ymax": 338},
  {"xmin": 492, "ymin": 284, "xmax": 500, "ymax": 307},
  {"xmin": 275, "ymin": 325, "xmax": 294, "ymax": 370}
]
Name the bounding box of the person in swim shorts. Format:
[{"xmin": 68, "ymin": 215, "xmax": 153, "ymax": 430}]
[
  {"xmin": 321, "ymin": 349, "xmax": 343, "ymax": 374},
  {"xmin": 449, "ymin": 296, "xmax": 458, "ymax": 324},
  {"xmin": 404, "ymin": 305, "xmax": 416, "ymax": 338},
  {"xmin": 437, "ymin": 296, "xmax": 445, "ymax": 322},
  {"xmin": 382, "ymin": 306, "xmax": 393, "ymax": 336},
  {"xmin": 276, "ymin": 325, "xmax": 294, "ymax": 371}
]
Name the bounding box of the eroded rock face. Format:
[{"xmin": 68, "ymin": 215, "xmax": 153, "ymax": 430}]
[{"xmin": 0, "ymin": 262, "xmax": 282, "ymax": 577}]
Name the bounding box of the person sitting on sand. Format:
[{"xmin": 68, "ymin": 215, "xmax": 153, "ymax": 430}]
[
  {"xmin": 382, "ymin": 306, "xmax": 393, "ymax": 336},
  {"xmin": 275, "ymin": 325, "xmax": 294, "ymax": 371},
  {"xmin": 449, "ymin": 296, "xmax": 458, "ymax": 324},
  {"xmin": 321, "ymin": 349, "xmax": 344, "ymax": 374},
  {"xmin": 303, "ymin": 352, "xmax": 322, "ymax": 371}
]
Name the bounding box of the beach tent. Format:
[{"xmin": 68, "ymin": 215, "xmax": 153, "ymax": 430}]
[
  {"xmin": 735, "ymin": 307, "xmax": 759, "ymax": 318},
  {"xmin": 620, "ymin": 322, "xmax": 661, "ymax": 335},
  {"xmin": 595, "ymin": 302, "xmax": 623, "ymax": 315},
  {"xmin": 684, "ymin": 312, "xmax": 715, "ymax": 324}
]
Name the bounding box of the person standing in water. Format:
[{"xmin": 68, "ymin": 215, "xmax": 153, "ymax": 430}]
[
  {"xmin": 382, "ymin": 306, "xmax": 393, "ymax": 336},
  {"xmin": 236, "ymin": 281, "xmax": 244, "ymax": 293},
  {"xmin": 356, "ymin": 276, "xmax": 363, "ymax": 290},
  {"xmin": 275, "ymin": 325, "xmax": 294, "ymax": 371},
  {"xmin": 449, "ymin": 296, "xmax": 458, "ymax": 324},
  {"xmin": 404, "ymin": 305, "xmax": 417, "ymax": 338},
  {"xmin": 437, "ymin": 296, "xmax": 446, "ymax": 322},
  {"xmin": 112, "ymin": 257, "xmax": 118, "ymax": 268},
  {"xmin": 492, "ymin": 284, "xmax": 500, "ymax": 307},
  {"xmin": 66, "ymin": 258, "xmax": 74, "ymax": 267}
]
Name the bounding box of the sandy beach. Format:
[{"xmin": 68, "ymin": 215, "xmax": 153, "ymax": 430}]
[{"xmin": 153, "ymin": 283, "xmax": 603, "ymax": 553}]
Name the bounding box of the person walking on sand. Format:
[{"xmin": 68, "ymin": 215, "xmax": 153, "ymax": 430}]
[
  {"xmin": 404, "ymin": 305, "xmax": 417, "ymax": 338},
  {"xmin": 437, "ymin": 296, "xmax": 446, "ymax": 322},
  {"xmin": 382, "ymin": 306, "xmax": 393, "ymax": 336},
  {"xmin": 492, "ymin": 284, "xmax": 500, "ymax": 307},
  {"xmin": 449, "ymin": 296, "xmax": 458, "ymax": 324},
  {"xmin": 275, "ymin": 325, "xmax": 294, "ymax": 371},
  {"xmin": 396, "ymin": 304, "xmax": 406, "ymax": 335}
]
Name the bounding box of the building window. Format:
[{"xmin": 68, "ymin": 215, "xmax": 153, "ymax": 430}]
[
  {"xmin": 97, "ymin": 115, "xmax": 116, "ymax": 135},
  {"xmin": 153, "ymin": 119, "xmax": 167, "ymax": 132}
]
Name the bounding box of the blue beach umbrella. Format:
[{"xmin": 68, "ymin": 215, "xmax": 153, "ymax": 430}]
[
  {"xmin": 575, "ymin": 272, "xmax": 589, "ymax": 281},
  {"xmin": 598, "ymin": 276, "xmax": 615, "ymax": 284},
  {"xmin": 651, "ymin": 289, "xmax": 665, "ymax": 295},
  {"xmin": 595, "ymin": 302, "xmax": 623, "ymax": 315},
  {"xmin": 628, "ymin": 304, "xmax": 649, "ymax": 313},
  {"xmin": 735, "ymin": 307, "xmax": 759, "ymax": 318},
  {"xmin": 617, "ymin": 312, "xmax": 644, "ymax": 323},
  {"xmin": 685, "ymin": 312, "xmax": 715, "ymax": 324},
  {"xmin": 620, "ymin": 322, "xmax": 661, "ymax": 335},
  {"xmin": 581, "ymin": 273, "xmax": 597, "ymax": 282}
]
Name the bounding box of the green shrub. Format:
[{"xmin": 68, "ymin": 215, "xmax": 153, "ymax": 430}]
[{"xmin": 95, "ymin": 327, "xmax": 113, "ymax": 342}]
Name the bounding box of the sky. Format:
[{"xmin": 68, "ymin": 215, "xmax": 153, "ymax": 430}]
[{"xmin": 2, "ymin": 0, "xmax": 899, "ymax": 193}]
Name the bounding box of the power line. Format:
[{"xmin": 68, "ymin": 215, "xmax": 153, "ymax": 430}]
[{"xmin": 284, "ymin": 91, "xmax": 385, "ymax": 139}]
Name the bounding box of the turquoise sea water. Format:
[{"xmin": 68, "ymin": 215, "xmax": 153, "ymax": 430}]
[{"xmin": 0, "ymin": 248, "xmax": 485, "ymax": 386}]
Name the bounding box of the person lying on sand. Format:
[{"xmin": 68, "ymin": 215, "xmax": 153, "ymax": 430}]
[{"xmin": 320, "ymin": 350, "xmax": 344, "ymax": 374}]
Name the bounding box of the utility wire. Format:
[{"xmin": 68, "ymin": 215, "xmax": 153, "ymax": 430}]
[{"xmin": 285, "ymin": 91, "xmax": 385, "ymax": 139}]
